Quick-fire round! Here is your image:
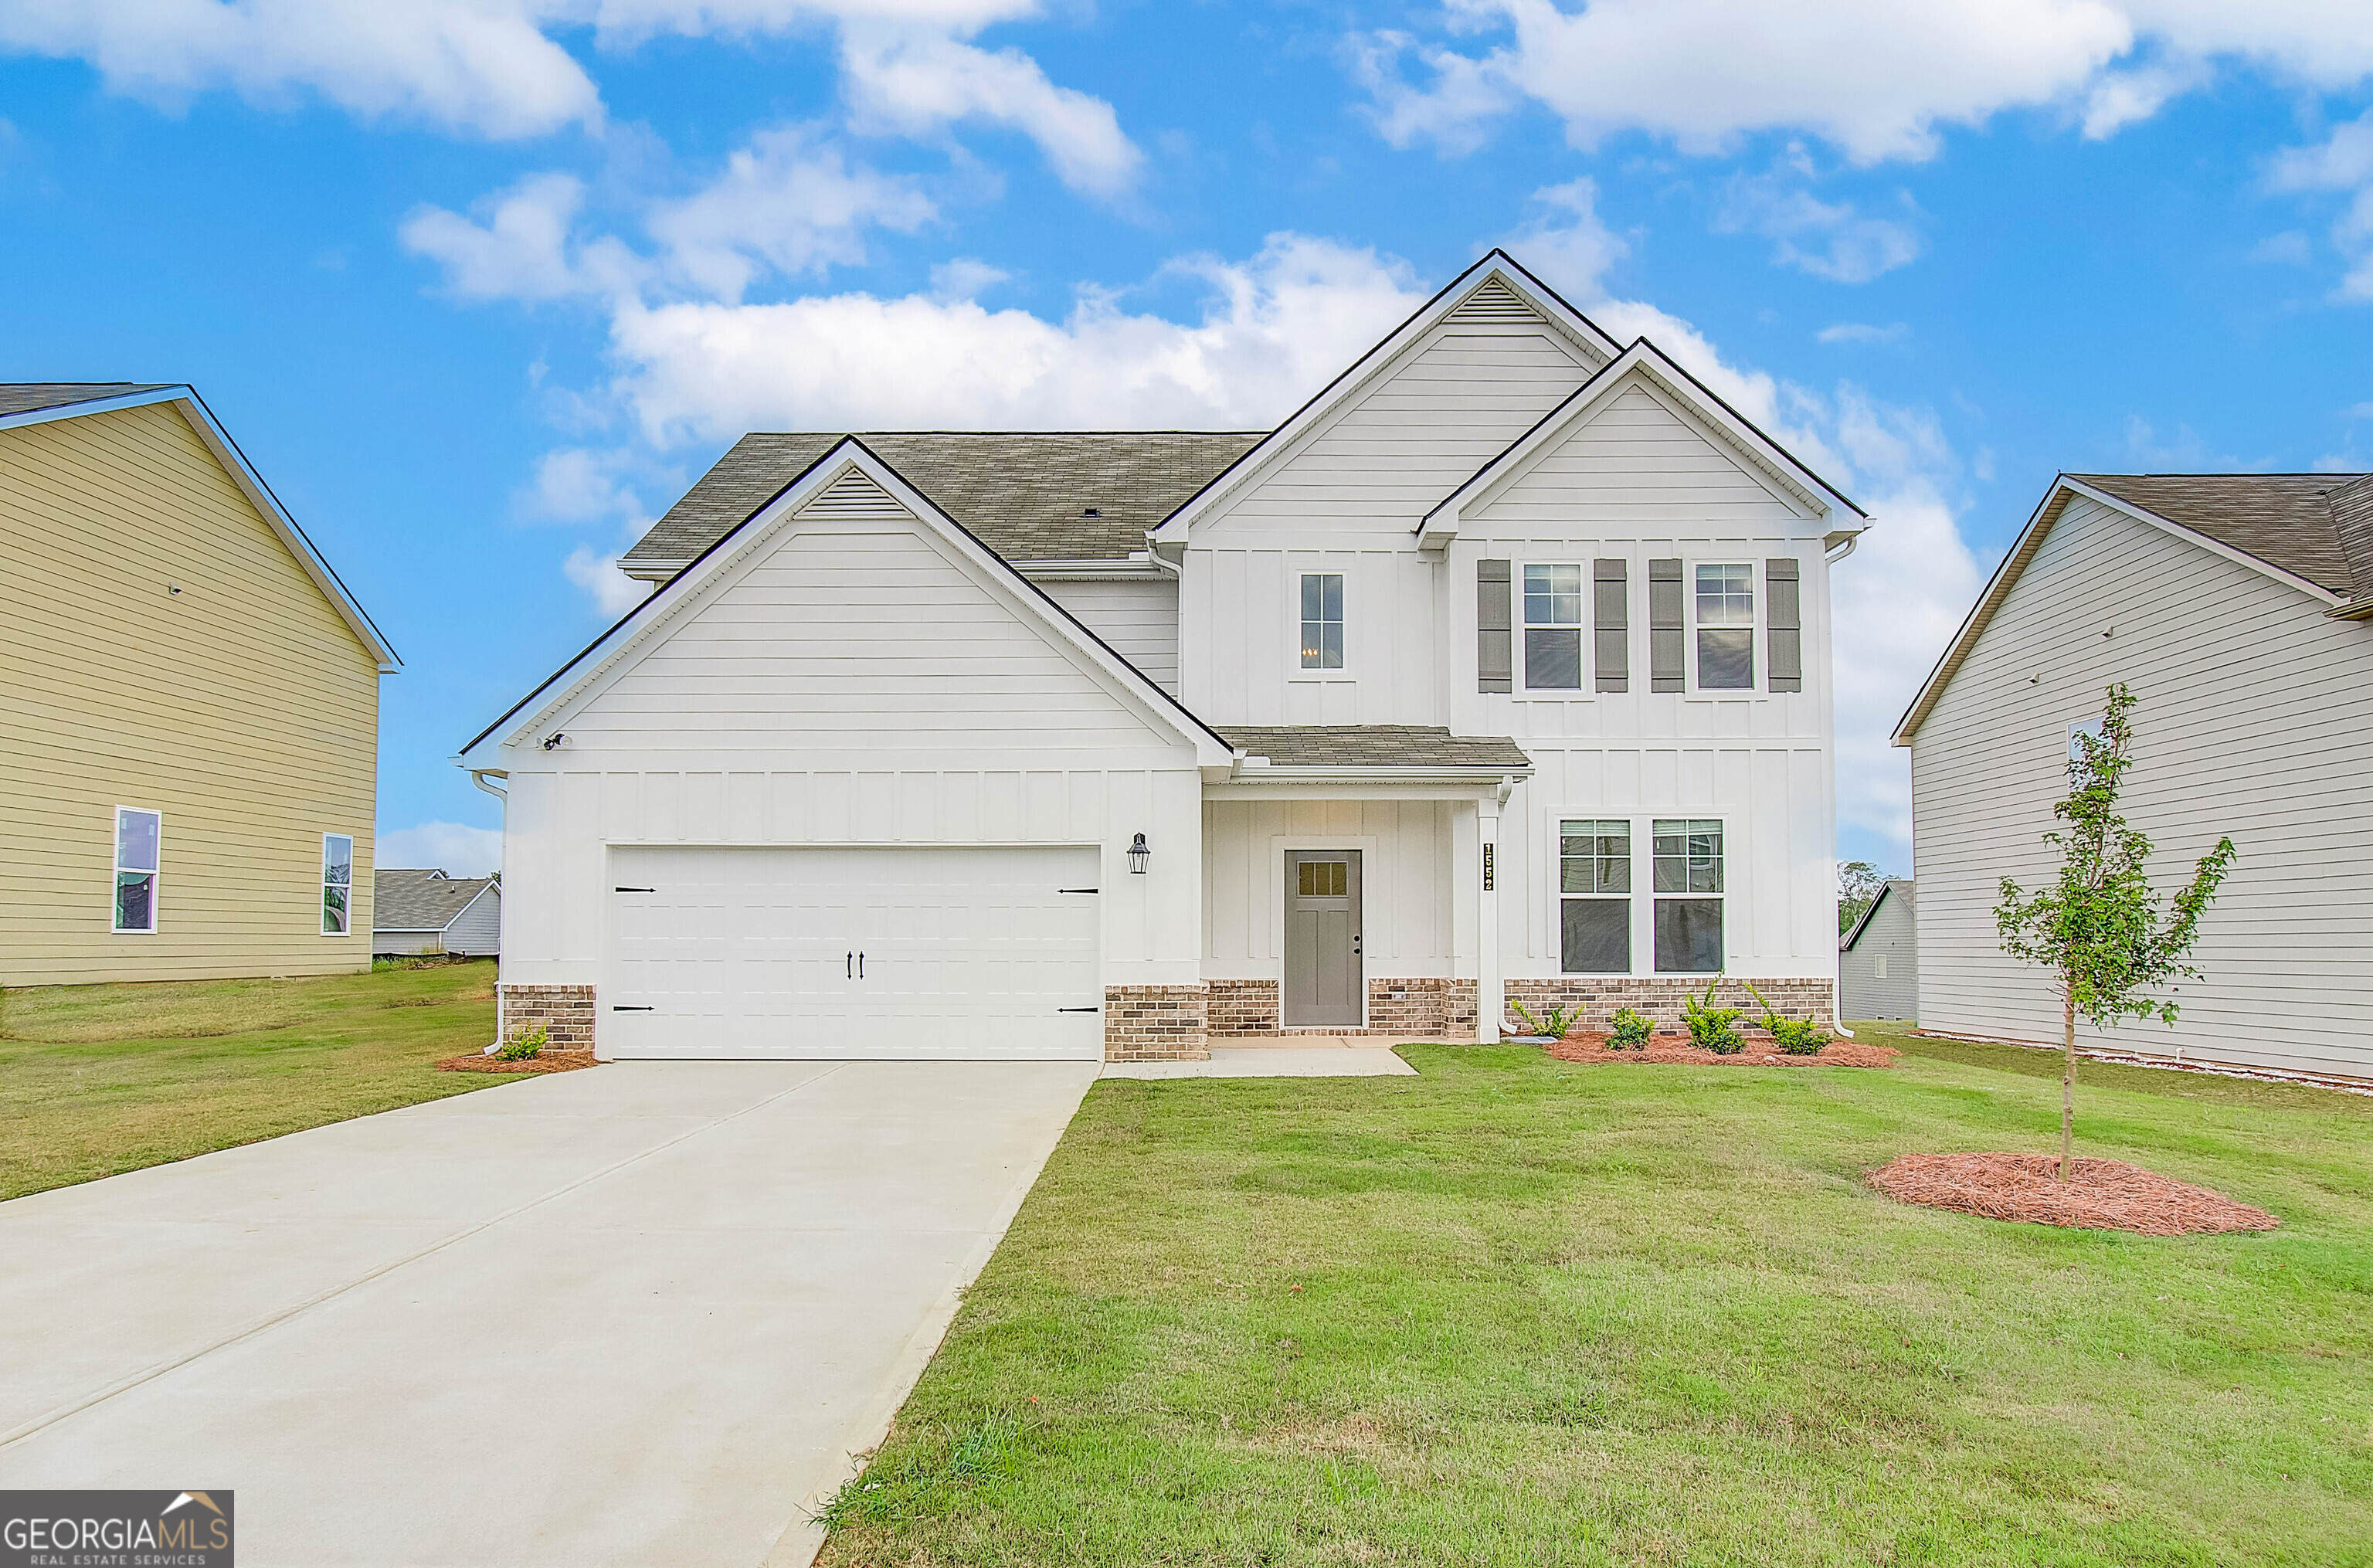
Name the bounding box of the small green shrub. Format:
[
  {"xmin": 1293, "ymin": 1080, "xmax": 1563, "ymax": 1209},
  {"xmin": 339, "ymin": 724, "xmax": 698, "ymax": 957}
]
[
  {"xmin": 1743, "ymin": 982, "xmax": 1831, "ymax": 1055},
  {"xmin": 497, "ymin": 1023, "xmax": 549, "ymax": 1061},
  {"xmin": 1508, "ymin": 1000, "xmax": 1580, "ymax": 1038},
  {"xmin": 1607, "ymin": 1007, "xmax": 1655, "ymax": 1049},
  {"xmin": 1681, "ymin": 978, "xmax": 1744, "ymax": 1054}
]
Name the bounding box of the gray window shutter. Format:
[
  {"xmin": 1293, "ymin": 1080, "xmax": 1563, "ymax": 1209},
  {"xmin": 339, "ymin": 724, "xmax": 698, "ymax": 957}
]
[
  {"xmin": 1766, "ymin": 558, "xmax": 1802, "ymax": 693},
  {"xmin": 1478, "ymin": 559, "xmax": 1512, "ymax": 693},
  {"xmin": 1648, "ymin": 558, "xmax": 1684, "ymax": 693},
  {"xmin": 1594, "ymin": 558, "xmax": 1628, "ymax": 693}
]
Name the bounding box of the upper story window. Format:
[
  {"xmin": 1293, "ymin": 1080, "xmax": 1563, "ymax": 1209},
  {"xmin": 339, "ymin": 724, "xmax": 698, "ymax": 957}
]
[
  {"xmin": 1299, "ymin": 573, "xmax": 1344, "ymax": 670},
  {"xmin": 1695, "ymin": 565, "xmax": 1755, "ymax": 690},
  {"xmin": 322, "ymin": 833, "xmax": 355, "ymax": 936},
  {"xmin": 114, "ymin": 806, "xmax": 161, "ymax": 934},
  {"xmin": 1523, "ymin": 564, "xmax": 1584, "ymax": 690}
]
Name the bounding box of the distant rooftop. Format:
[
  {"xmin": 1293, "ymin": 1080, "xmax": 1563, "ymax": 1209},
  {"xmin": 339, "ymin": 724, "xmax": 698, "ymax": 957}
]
[
  {"xmin": 2073, "ymin": 472, "xmax": 2373, "ymax": 602},
  {"xmin": 0, "ymin": 383, "xmax": 178, "ymax": 419}
]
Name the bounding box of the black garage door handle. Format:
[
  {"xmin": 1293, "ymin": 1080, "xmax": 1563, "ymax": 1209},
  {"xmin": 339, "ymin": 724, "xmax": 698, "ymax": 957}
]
[
  {"xmin": 613, "ymin": 1005, "xmax": 654, "ymax": 1012},
  {"xmin": 1057, "ymin": 1006, "xmax": 1100, "ymax": 1013}
]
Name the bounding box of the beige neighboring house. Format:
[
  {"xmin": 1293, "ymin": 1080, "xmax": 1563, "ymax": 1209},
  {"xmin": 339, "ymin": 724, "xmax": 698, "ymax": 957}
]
[
  {"xmin": 1897, "ymin": 473, "xmax": 2373, "ymax": 1083},
  {"xmin": 373, "ymin": 869, "xmax": 501, "ymax": 958},
  {"xmin": 0, "ymin": 383, "xmax": 399, "ymax": 986}
]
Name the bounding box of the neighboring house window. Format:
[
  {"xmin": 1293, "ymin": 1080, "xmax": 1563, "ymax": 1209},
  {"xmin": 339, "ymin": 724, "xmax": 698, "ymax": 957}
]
[
  {"xmin": 113, "ymin": 807, "xmax": 161, "ymax": 934},
  {"xmin": 1873, "ymin": 954, "xmax": 1890, "ymax": 979},
  {"xmin": 1652, "ymin": 819, "xmax": 1724, "ymax": 972},
  {"xmin": 1560, "ymin": 820, "xmax": 1631, "ymax": 972},
  {"xmin": 322, "ymin": 834, "xmax": 354, "ymax": 935},
  {"xmin": 1523, "ymin": 564, "xmax": 1584, "ymax": 689},
  {"xmin": 1695, "ymin": 564, "xmax": 1755, "ymax": 690},
  {"xmin": 1299, "ymin": 572, "xmax": 1343, "ymax": 670}
]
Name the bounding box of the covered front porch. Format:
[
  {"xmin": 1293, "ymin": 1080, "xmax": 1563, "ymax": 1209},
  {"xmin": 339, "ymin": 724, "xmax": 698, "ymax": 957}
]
[{"xmin": 1198, "ymin": 725, "xmax": 1531, "ymax": 1046}]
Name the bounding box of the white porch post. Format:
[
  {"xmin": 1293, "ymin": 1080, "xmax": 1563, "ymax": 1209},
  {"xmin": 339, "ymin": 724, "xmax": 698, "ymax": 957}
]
[{"xmin": 1475, "ymin": 784, "xmax": 1504, "ymax": 1043}]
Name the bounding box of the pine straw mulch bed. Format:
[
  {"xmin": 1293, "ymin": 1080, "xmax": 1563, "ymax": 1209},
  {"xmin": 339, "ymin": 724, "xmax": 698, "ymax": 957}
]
[
  {"xmin": 1869, "ymin": 1152, "xmax": 2280, "ymax": 1236},
  {"xmin": 435, "ymin": 1050, "xmax": 600, "ymax": 1075},
  {"xmin": 1540, "ymin": 1031, "xmax": 1898, "ymax": 1068}
]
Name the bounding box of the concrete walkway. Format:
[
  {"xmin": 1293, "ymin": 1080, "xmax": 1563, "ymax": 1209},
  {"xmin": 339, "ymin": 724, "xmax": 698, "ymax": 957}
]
[{"xmin": 0, "ymin": 1060, "xmax": 1096, "ymax": 1567}]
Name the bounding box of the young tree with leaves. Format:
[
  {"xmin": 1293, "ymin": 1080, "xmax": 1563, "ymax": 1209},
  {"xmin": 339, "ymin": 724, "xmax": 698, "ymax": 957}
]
[
  {"xmin": 1995, "ymin": 684, "xmax": 2236, "ymax": 1179},
  {"xmin": 1838, "ymin": 860, "xmax": 1887, "ymax": 935}
]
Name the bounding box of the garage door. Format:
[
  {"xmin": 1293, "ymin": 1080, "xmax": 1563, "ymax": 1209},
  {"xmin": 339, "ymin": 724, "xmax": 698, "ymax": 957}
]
[{"xmin": 603, "ymin": 846, "xmax": 1104, "ymax": 1060}]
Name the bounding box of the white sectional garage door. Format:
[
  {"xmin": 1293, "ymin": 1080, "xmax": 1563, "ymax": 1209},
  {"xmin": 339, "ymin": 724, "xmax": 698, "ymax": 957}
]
[{"xmin": 603, "ymin": 846, "xmax": 1104, "ymax": 1060}]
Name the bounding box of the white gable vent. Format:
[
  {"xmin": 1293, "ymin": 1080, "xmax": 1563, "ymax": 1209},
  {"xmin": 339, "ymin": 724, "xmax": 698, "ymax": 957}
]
[
  {"xmin": 802, "ymin": 463, "xmax": 912, "ymax": 521},
  {"xmin": 1443, "ymin": 276, "xmax": 1541, "ymax": 325}
]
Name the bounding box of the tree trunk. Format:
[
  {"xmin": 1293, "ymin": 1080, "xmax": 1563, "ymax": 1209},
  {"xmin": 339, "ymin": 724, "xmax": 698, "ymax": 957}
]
[{"xmin": 2059, "ymin": 985, "xmax": 2077, "ymax": 1182}]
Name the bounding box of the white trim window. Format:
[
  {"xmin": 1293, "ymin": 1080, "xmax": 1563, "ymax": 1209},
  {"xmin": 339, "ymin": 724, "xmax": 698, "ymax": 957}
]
[
  {"xmin": 1652, "ymin": 819, "xmax": 1724, "ymax": 972},
  {"xmin": 113, "ymin": 807, "xmax": 161, "ymax": 934},
  {"xmin": 1559, "ymin": 819, "xmax": 1631, "ymax": 972},
  {"xmin": 1694, "ymin": 564, "xmax": 1755, "ymax": 691},
  {"xmin": 1523, "ymin": 564, "xmax": 1584, "ymax": 690},
  {"xmin": 1299, "ymin": 572, "xmax": 1344, "ymax": 670},
  {"xmin": 322, "ymin": 833, "xmax": 355, "ymax": 935}
]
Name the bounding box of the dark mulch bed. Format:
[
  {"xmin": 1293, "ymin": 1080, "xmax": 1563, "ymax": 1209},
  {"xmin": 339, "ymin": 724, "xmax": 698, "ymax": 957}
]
[
  {"xmin": 436, "ymin": 1050, "xmax": 599, "ymax": 1075},
  {"xmin": 1541, "ymin": 1031, "xmax": 1897, "ymax": 1068},
  {"xmin": 1870, "ymin": 1152, "xmax": 2280, "ymax": 1235}
]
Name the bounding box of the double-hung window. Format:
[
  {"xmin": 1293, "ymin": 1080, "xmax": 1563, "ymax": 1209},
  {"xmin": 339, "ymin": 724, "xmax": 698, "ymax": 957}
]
[
  {"xmin": 322, "ymin": 833, "xmax": 355, "ymax": 935},
  {"xmin": 1652, "ymin": 819, "xmax": 1724, "ymax": 972},
  {"xmin": 1695, "ymin": 564, "xmax": 1755, "ymax": 690},
  {"xmin": 1299, "ymin": 572, "xmax": 1343, "ymax": 670},
  {"xmin": 113, "ymin": 807, "xmax": 161, "ymax": 934},
  {"xmin": 1523, "ymin": 564, "xmax": 1584, "ymax": 689},
  {"xmin": 1559, "ymin": 820, "xmax": 1631, "ymax": 972}
]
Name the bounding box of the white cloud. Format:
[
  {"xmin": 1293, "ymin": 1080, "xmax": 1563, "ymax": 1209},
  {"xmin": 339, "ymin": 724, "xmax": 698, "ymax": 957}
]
[
  {"xmin": 928, "ymin": 255, "xmax": 1011, "ymax": 299},
  {"xmin": 2271, "ymin": 107, "xmax": 2373, "ymax": 299},
  {"xmin": 1818, "ymin": 321, "xmax": 1911, "ymax": 345},
  {"xmin": 1716, "ymin": 168, "xmax": 1924, "ymax": 283},
  {"xmin": 380, "ymin": 821, "xmax": 503, "ymax": 877},
  {"xmin": 516, "ymin": 446, "xmax": 650, "ymax": 523},
  {"xmin": 0, "ymin": 0, "xmax": 603, "ymax": 138},
  {"xmin": 1498, "ymin": 178, "xmax": 1628, "ymax": 299},
  {"xmin": 564, "ymin": 543, "xmax": 659, "ymax": 615},
  {"xmin": 596, "ymin": 232, "xmax": 1429, "ymax": 443},
  {"xmin": 1355, "ymin": 0, "xmax": 2373, "ymax": 165},
  {"xmin": 2247, "ymin": 229, "xmax": 2313, "ymax": 265},
  {"xmin": 837, "ymin": 24, "xmax": 1140, "ymax": 195},
  {"xmin": 400, "ymin": 173, "xmax": 647, "ymax": 302},
  {"xmin": 647, "ymin": 124, "xmax": 935, "ymax": 300}
]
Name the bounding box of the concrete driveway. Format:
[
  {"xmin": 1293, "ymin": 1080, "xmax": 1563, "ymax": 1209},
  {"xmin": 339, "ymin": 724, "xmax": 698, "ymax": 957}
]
[{"xmin": 0, "ymin": 1060, "xmax": 1096, "ymax": 1567}]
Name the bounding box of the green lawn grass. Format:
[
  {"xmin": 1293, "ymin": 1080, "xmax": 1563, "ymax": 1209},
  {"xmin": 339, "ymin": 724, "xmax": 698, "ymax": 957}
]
[
  {"xmin": 820, "ymin": 1022, "xmax": 2373, "ymax": 1566},
  {"xmin": 0, "ymin": 959, "xmax": 504, "ymax": 1201}
]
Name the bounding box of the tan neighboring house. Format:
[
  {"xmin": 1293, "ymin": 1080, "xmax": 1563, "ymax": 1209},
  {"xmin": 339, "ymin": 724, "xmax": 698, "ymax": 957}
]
[{"xmin": 1, "ymin": 383, "xmax": 399, "ymax": 986}]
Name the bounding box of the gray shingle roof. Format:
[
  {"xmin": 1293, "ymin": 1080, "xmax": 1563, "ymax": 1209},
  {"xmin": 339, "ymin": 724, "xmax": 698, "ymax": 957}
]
[
  {"xmin": 374, "ymin": 869, "xmax": 498, "ymax": 932},
  {"xmin": 0, "ymin": 383, "xmax": 177, "ymax": 419},
  {"xmin": 621, "ymin": 431, "xmax": 1268, "ymax": 572},
  {"xmin": 1219, "ymin": 725, "xmax": 1531, "ymax": 770},
  {"xmin": 2073, "ymin": 473, "xmax": 2367, "ymax": 596}
]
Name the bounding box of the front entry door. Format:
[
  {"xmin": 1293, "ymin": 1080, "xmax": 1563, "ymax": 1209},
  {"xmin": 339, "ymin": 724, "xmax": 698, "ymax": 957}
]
[{"xmin": 1284, "ymin": 850, "xmax": 1363, "ymax": 1027}]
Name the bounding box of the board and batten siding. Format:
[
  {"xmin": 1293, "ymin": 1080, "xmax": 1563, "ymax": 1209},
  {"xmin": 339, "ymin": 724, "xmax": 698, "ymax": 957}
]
[
  {"xmin": 1840, "ymin": 885, "xmax": 1916, "ymax": 1020},
  {"xmin": 0, "ymin": 402, "xmax": 379, "ymax": 984},
  {"xmin": 1203, "ymin": 799, "xmax": 1454, "ymax": 976},
  {"xmin": 1180, "ymin": 319, "xmax": 1597, "ymax": 723},
  {"xmin": 1912, "ymin": 493, "xmax": 2373, "ymax": 1079},
  {"xmin": 1455, "ymin": 370, "xmax": 1839, "ymax": 979},
  {"xmin": 498, "ymin": 465, "xmax": 1206, "ymax": 990},
  {"xmin": 1037, "ymin": 578, "xmax": 1180, "ymax": 695}
]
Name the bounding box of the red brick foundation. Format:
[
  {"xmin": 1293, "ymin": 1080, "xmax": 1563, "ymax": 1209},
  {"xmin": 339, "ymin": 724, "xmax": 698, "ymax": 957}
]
[
  {"xmin": 1206, "ymin": 977, "xmax": 1480, "ymax": 1040},
  {"xmin": 1104, "ymin": 984, "xmax": 1210, "ymax": 1061},
  {"xmin": 1502, "ymin": 976, "xmax": 1835, "ymax": 1037},
  {"xmin": 1207, "ymin": 979, "xmax": 1280, "ymax": 1036},
  {"xmin": 497, "ymin": 983, "xmax": 598, "ymax": 1053}
]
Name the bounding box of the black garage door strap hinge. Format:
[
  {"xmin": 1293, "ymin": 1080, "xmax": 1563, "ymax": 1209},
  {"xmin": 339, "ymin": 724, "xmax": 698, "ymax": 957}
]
[
  {"xmin": 1058, "ymin": 888, "xmax": 1098, "ymax": 894},
  {"xmin": 612, "ymin": 1005, "xmax": 655, "ymax": 1012},
  {"xmin": 613, "ymin": 886, "xmax": 656, "ymax": 893},
  {"xmin": 1057, "ymin": 1006, "xmax": 1101, "ymax": 1013}
]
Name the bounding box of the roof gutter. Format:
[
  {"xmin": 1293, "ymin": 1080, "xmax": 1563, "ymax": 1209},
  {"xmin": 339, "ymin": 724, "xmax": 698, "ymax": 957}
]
[
  {"xmin": 2326, "ymin": 596, "xmax": 2373, "ymax": 620},
  {"xmin": 1223, "ymin": 760, "xmax": 1535, "ymax": 785}
]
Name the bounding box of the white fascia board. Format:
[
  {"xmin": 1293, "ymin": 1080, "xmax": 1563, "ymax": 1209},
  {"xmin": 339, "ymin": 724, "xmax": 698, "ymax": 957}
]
[
  {"xmin": 2, "ymin": 386, "xmax": 401, "ymax": 670},
  {"xmin": 1421, "ymin": 340, "xmax": 1852, "ymax": 549},
  {"xmin": 1148, "ymin": 251, "xmax": 1621, "ymax": 549},
  {"xmin": 1896, "ymin": 475, "xmax": 2355, "ymax": 747},
  {"xmin": 2058, "ymin": 477, "xmax": 2349, "ymax": 607},
  {"xmin": 458, "ymin": 439, "xmax": 1232, "ymax": 768}
]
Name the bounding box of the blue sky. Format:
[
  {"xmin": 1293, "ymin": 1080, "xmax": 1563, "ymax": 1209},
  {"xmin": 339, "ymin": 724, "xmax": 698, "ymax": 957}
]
[{"xmin": 7, "ymin": 2, "xmax": 2373, "ymax": 876}]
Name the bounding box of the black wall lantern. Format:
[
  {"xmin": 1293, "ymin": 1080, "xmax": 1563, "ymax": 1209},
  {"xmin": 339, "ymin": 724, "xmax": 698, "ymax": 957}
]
[{"xmin": 1127, "ymin": 833, "xmax": 1151, "ymax": 874}]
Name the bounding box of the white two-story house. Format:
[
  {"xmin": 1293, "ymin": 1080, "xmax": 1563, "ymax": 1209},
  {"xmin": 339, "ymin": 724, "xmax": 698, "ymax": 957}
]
[{"xmin": 459, "ymin": 253, "xmax": 1863, "ymax": 1061}]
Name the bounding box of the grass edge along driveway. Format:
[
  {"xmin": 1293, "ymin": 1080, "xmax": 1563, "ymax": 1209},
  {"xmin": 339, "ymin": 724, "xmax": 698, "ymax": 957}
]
[
  {"xmin": 818, "ymin": 1024, "xmax": 2373, "ymax": 1567},
  {"xmin": 1, "ymin": 960, "xmax": 503, "ymax": 1202}
]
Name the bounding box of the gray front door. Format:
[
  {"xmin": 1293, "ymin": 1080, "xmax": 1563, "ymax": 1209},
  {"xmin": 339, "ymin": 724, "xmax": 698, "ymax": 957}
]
[{"xmin": 1284, "ymin": 850, "xmax": 1363, "ymax": 1027}]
